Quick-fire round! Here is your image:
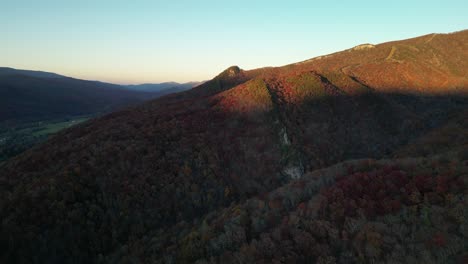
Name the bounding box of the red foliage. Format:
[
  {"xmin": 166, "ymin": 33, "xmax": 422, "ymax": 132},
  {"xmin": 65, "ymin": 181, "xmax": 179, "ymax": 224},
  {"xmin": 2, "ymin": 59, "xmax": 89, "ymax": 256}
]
[
  {"xmin": 431, "ymin": 233, "xmax": 447, "ymax": 248},
  {"xmin": 321, "ymin": 166, "xmax": 465, "ymax": 220}
]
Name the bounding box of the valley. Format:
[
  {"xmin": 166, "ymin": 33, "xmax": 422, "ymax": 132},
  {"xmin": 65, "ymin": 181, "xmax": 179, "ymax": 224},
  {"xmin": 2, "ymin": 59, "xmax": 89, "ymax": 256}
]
[{"xmin": 0, "ymin": 117, "xmax": 90, "ymax": 163}]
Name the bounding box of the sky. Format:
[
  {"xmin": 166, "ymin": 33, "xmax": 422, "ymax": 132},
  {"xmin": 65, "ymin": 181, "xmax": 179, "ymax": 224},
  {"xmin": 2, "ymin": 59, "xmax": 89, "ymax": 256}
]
[{"xmin": 1, "ymin": 0, "xmax": 467, "ymax": 84}]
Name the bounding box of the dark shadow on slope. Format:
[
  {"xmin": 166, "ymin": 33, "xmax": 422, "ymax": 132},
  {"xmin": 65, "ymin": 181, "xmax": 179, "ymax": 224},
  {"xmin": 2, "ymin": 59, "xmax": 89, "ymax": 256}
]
[
  {"xmin": 0, "ymin": 74, "xmax": 161, "ymax": 123},
  {"xmin": 0, "ymin": 86, "xmax": 467, "ymax": 263}
]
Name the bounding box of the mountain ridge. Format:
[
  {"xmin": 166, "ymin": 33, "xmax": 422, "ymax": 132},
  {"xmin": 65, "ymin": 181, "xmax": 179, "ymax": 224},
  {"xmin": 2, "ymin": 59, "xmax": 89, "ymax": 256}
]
[
  {"xmin": 0, "ymin": 67, "xmax": 66, "ymax": 79},
  {"xmin": 1, "ymin": 30, "xmax": 467, "ymax": 263},
  {"xmin": 124, "ymin": 81, "xmax": 203, "ymax": 94}
]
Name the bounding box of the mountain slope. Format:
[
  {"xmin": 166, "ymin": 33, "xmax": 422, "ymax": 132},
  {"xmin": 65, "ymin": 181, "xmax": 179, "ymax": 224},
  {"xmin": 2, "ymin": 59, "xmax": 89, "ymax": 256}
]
[
  {"xmin": 0, "ymin": 72, "xmax": 163, "ymax": 123},
  {"xmin": 151, "ymin": 152, "xmax": 468, "ymax": 263},
  {"xmin": 0, "ymin": 67, "xmax": 66, "ymax": 78},
  {"xmin": 0, "ymin": 30, "xmax": 467, "ymax": 263}
]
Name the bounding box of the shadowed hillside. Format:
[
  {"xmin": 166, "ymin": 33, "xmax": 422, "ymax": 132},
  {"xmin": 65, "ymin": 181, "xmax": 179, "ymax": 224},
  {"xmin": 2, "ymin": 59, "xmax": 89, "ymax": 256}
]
[
  {"xmin": 0, "ymin": 68, "xmax": 201, "ymax": 163},
  {"xmin": 0, "ymin": 30, "xmax": 467, "ymax": 263},
  {"xmin": 0, "ymin": 73, "xmax": 159, "ymax": 123}
]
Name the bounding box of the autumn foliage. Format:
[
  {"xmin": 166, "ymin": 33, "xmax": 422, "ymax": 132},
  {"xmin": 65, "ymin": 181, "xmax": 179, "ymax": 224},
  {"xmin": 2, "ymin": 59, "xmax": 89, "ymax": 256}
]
[
  {"xmin": 320, "ymin": 165, "xmax": 466, "ymax": 225},
  {"xmin": 0, "ymin": 30, "xmax": 467, "ymax": 263}
]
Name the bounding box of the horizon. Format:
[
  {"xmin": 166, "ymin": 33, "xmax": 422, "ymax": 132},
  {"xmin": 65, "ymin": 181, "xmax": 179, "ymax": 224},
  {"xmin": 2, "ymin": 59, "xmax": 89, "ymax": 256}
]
[
  {"xmin": 1, "ymin": 0, "xmax": 467, "ymax": 84},
  {"xmin": 2, "ymin": 29, "xmax": 465, "ymax": 86}
]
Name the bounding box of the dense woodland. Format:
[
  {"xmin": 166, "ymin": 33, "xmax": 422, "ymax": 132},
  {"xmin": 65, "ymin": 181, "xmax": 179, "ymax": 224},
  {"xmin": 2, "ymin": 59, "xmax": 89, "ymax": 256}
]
[
  {"xmin": 0, "ymin": 31, "xmax": 467, "ymax": 263},
  {"xmin": 0, "ymin": 117, "xmax": 89, "ymax": 163}
]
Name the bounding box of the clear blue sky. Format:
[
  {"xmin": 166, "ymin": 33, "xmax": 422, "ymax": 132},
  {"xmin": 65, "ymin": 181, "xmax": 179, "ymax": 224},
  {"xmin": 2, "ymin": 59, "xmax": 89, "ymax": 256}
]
[{"xmin": 1, "ymin": 0, "xmax": 467, "ymax": 84}]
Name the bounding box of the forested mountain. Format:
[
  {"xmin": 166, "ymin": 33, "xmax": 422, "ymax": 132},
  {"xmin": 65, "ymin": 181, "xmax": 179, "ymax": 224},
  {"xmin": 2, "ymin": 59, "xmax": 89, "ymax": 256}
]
[
  {"xmin": 1, "ymin": 30, "xmax": 467, "ymax": 263},
  {"xmin": 0, "ymin": 72, "xmax": 156, "ymax": 123},
  {"xmin": 0, "ymin": 67, "xmax": 66, "ymax": 79},
  {"xmin": 0, "ymin": 68, "xmax": 200, "ymax": 124}
]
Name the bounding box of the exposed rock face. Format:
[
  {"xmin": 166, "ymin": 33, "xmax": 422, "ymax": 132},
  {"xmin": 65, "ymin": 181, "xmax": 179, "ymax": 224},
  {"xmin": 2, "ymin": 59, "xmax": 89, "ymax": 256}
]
[
  {"xmin": 282, "ymin": 164, "xmax": 304, "ymax": 180},
  {"xmin": 353, "ymin": 43, "xmax": 376, "ymax": 50},
  {"xmin": 280, "ymin": 127, "xmax": 290, "ymax": 146},
  {"xmin": 227, "ymin": 66, "xmax": 241, "ymax": 77}
]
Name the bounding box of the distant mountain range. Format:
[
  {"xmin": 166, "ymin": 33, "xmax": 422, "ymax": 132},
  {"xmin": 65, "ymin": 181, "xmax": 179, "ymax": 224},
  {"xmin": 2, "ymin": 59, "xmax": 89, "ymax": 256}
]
[
  {"xmin": 124, "ymin": 81, "xmax": 203, "ymax": 97},
  {"xmin": 1, "ymin": 30, "xmax": 467, "ymax": 263},
  {"xmin": 125, "ymin": 81, "xmax": 203, "ymax": 92},
  {"xmin": 0, "ymin": 67, "xmax": 200, "ymax": 124}
]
